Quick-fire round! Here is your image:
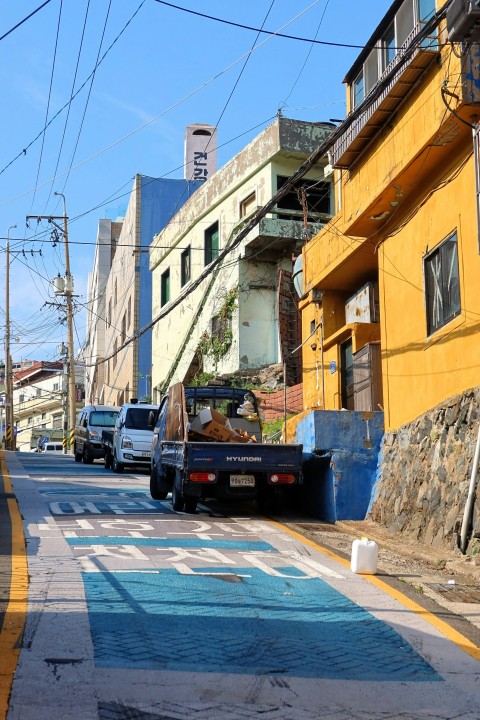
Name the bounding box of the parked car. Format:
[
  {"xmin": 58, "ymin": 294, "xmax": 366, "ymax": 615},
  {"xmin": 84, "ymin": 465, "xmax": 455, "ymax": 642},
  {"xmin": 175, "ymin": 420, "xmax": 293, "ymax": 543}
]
[
  {"xmin": 41, "ymin": 442, "xmax": 64, "ymax": 454},
  {"xmin": 102, "ymin": 400, "xmax": 157, "ymax": 472},
  {"xmin": 73, "ymin": 405, "xmax": 119, "ymax": 464}
]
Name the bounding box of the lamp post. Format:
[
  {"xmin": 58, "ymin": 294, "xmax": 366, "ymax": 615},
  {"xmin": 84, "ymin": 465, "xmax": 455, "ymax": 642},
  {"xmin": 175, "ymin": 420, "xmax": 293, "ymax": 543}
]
[
  {"xmin": 54, "ymin": 192, "xmax": 76, "ymax": 451},
  {"xmin": 5, "ymin": 224, "xmax": 17, "ymax": 450}
]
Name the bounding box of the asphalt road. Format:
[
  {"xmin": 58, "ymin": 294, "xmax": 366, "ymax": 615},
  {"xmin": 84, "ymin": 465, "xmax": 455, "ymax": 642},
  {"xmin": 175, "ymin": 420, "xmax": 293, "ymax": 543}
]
[{"xmin": 1, "ymin": 450, "xmax": 480, "ymax": 720}]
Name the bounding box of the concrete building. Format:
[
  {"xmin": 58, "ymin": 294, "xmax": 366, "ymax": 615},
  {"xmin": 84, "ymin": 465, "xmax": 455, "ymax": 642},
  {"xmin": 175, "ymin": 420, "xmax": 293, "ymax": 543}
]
[
  {"xmin": 88, "ymin": 174, "xmax": 200, "ymax": 407},
  {"xmin": 149, "ymin": 116, "xmax": 334, "ymax": 400},
  {"xmin": 289, "ymin": 0, "xmax": 480, "ymax": 548},
  {"xmin": 84, "ymin": 219, "xmax": 123, "ymax": 404}
]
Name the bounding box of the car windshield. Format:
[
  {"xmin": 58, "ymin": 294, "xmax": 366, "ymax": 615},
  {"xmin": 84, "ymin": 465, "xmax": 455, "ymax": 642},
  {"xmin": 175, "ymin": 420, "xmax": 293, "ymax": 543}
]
[
  {"xmin": 125, "ymin": 408, "xmax": 152, "ymax": 430},
  {"xmin": 90, "ymin": 410, "xmax": 118, "ymax": 427}
]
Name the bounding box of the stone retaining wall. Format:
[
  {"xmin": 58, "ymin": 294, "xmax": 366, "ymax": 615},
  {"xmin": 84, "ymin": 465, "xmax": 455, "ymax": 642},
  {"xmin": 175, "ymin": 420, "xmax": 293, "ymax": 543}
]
[{"xmin": 369, "ymin": 387, "xmax": 480, "ymax": 552}]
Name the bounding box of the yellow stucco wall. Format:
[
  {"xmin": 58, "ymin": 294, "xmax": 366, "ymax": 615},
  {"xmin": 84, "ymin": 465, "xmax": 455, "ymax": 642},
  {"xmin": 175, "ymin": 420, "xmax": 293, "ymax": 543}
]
[
  {"xmin": 379, "ymin": 155, "xmax": 480, "ymax": 430},
  {"xmin": 299, "ymin": 29, "xmax": 480, "ymax": 433}
]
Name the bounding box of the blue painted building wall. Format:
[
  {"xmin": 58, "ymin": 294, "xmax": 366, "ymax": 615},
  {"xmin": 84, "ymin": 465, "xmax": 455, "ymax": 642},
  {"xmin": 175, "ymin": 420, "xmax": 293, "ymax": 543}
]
[
  {"xmin": 296, "ymin": 410, "xmax": 384, "ymax": 521},
  {"xmin": 137, "ymin": 176, "xmax": 201, "ymax": 398}
]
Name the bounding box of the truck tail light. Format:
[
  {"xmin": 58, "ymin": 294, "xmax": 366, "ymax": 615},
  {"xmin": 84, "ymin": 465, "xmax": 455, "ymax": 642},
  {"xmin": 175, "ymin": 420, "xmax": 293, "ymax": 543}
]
[
  {"xmin": 189, "ymin": 472, "xmax": 216, "ymax": 482},
  {"xmin": 269, "ymin": 473, "xmax": 295, "ymax": 485}
]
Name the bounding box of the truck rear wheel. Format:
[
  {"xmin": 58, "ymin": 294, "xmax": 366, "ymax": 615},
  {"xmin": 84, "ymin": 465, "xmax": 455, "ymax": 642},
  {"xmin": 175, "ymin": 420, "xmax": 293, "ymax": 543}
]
[
  {"xmin": 74, "ymin": 445, "xmax": 82, "ymax": 463},
  {"xmin": 184, "ymin": 496, "xmax": 197, "ymax": 514},
  {"xmin": 172, "ymin": 474, "xmax": 184, "ymax": 512},
  {"xmin": 83, "ymin": 446, "xmax": 94, "ymax": 464},
  {"xmin": 104, "ymin": 449, "xmax": 112, "ymax": 470},
  {"xmin": 150, "ymin": 464, "xmax": 168, "ymax": 500}
]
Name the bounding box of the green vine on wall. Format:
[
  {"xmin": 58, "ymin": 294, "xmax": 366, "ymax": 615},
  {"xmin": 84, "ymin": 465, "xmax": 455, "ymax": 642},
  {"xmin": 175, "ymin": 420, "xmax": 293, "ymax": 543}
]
[{"xmin": 199, "ymin": 286, "xmax": 239, "ymax": 368}]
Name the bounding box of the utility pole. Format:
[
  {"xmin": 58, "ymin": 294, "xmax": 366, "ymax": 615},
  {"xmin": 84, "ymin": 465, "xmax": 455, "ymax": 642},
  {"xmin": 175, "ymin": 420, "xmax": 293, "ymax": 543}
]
[
  {"xmin": 27, "ymin": 197, "xmax": 77, "ymax": 452},
  {"xmin": 54, "ymin": 193, "xmax": 77, "ymax": 450},
  {"xmin": 5, "ymin": 224, "xmax": 17, "ymax": 450}
]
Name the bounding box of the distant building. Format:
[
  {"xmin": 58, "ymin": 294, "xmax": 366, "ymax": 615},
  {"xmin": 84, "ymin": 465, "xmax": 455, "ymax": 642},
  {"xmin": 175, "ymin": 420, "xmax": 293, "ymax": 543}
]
[
  {"xmin": 85, "ymin": 173, "xmax": 201, "ymax": 406},
  {"xmin": 12, "ymin": 361, "xmax": 84, "ymax": 451}
]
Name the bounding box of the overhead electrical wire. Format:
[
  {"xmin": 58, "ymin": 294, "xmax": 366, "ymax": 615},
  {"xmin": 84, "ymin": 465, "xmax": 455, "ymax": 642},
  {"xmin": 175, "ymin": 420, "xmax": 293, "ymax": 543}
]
[
  {"xmin": 0, "ymin": 0, "xmax": 147, "ymax": 179},
  {"xmin": 59, "ymin": 0, "xmax": 116, "ymax": 194},
  {"xmin": 152, "ymin": 0, "xmax": 445, "ymax": 52},
  {"xmin": 0, "ymin": 0, "xmax": 53, "ymax": 43},
  {"xmin": 30, "ymin": 0, "xmax": 63, "ymax": 208},
  {"xmin": 44, "ymin": 0, "xmax": 92, "ymax": 208},
  {"xmin": 280, "ymin": 0, "xmax": 330, "ymax": 109},
  {"xmin": 0, "ymin": 0, "xmax": 321, "ymax": 191}
]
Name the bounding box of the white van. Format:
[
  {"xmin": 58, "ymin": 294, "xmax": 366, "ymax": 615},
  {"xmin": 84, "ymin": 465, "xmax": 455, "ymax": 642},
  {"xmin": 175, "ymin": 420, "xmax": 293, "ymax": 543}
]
[
  {"xmin": 42, "ymin": 442, "xmax": 64, "ymax": 454},
  {"xmin": 107, "ymin": 401, "xmax": 157, "ymax": 473}
]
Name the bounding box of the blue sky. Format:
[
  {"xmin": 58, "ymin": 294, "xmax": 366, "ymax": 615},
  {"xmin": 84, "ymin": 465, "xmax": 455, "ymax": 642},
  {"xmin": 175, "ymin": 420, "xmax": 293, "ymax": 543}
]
[{"xmin": 0, "ymin": 0, "xmax": 392, "ymax": 363}]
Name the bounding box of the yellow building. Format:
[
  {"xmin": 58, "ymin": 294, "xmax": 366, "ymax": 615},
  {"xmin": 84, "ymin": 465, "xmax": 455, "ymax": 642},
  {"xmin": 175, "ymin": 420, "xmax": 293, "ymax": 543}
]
[
  {"xmin": 299, "ymin": 0, "xmax": 480, "ymax": 431},
  {"xmin": 289, "ymin": 0, "xmax": 480, "ymax": 538}
]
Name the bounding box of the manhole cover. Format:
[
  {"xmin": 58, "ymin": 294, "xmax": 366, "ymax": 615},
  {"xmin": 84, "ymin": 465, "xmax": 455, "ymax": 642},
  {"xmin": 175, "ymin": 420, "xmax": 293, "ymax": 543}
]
[{"xmin": 428, "ymin": 584, "xmax": 480, "ymax": 603}]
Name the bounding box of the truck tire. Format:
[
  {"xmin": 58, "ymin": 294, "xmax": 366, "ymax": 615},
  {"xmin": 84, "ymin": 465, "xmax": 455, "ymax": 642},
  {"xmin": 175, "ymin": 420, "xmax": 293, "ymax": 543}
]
[
  {"xmin": 112, "ymin": 452, "xmax": 124, "ymax": 473},
  {"xmin": 104, "ymin": 449, "xmax": 112, "ymax": 470},
  {"xmin": 184, "ymin": 496, "xmax": 197, "ymax": 514},
  {"xmin": 171, "ymin": 473, "xmax": 184, "ymax": 512},
  {"xmin": 83, "ymin": 446, "xmax": 94, "ymax": 464},
  {"xmin": 74, "ymin": 444, "xmax": 82, "ymax": 463},
  {"xmin": 150, "ymin": 464, "xmax": 168, "ymax": 500},
  {"xmin": 257, "ymin": 488, "xmax": 282, "ymax": 515}
]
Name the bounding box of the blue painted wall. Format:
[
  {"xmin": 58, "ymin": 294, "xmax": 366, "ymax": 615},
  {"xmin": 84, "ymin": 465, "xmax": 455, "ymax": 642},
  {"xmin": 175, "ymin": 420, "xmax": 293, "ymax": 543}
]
[
  {"xmin": 137, "ymin": 177, "xmax": 201, "ymax": 397},
  {"xmin": 296, "ymin": 410, "xmax": 384, "ymax": 521}
]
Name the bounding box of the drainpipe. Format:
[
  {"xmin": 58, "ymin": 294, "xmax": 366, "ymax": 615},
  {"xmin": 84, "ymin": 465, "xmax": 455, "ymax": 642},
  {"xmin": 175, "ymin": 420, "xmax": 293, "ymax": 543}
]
[{"xmin": 460, "ymin": 423, "xmax": 480, "ymax": 554}]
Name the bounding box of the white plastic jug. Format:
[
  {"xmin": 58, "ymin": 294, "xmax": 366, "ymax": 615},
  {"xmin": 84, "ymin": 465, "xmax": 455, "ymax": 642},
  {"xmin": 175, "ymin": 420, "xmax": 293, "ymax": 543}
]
[{"xmin": 351, "ymin": 537, "xmax": 378, "ymax": 575}]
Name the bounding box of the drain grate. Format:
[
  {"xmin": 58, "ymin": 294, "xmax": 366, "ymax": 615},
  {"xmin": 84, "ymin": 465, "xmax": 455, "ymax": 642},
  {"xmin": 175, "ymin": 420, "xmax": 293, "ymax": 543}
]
[{"xmin": 428, "ymin": 584, "xmax": 480, "ymax": 603}]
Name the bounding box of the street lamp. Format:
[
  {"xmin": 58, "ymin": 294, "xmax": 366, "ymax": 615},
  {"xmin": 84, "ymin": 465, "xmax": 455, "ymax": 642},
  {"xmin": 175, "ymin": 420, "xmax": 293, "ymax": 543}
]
[
  {"xmin": 54, "ymin": 192, "xmax": 76, "ymax": 452},
  {"xmin": 5, "ymin": 224, "xmax": 17, "ymax": 450}
]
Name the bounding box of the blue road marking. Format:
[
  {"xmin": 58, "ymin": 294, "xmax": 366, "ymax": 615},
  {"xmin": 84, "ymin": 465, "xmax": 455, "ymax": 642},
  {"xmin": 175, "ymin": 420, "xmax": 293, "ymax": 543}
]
[
  {"xmin": 39, "ymin": 487, "xmax": 149, "ymax": 497},
  {"xmin": 49, "ymin": 501, "xmax": 174, "ymax": 515},
  {"xmin": 83, "ymin": 568, "xmax": 442, "ymax": 681},
  {"xmin": 67, "ymin": 537, "xmax": 275, "ymax": 551}
]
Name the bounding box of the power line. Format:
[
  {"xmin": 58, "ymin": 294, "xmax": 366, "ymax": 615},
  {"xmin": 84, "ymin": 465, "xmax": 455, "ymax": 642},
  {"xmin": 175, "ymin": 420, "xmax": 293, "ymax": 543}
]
[
  {"xmin": 152, "ymin": 0, "xmax": 438, "ymax": 52},
  {"xmin": 0, "ymin": 0, "xmax": 146, "ymax": 179},
  {"xmin": 30, "ymin": 0, "xmax": 63, "ymax": 208},
  {"xmin": 0, "ymin": 0, "xmax": 53, "ymax": 43}
]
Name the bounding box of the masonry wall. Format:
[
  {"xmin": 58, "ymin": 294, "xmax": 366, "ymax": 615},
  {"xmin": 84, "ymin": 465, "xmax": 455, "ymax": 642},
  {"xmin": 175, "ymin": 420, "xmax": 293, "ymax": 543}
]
[
  {"xmin": 369, "ymin": 386, "xmax": 480, "ymax": 550},
  {"xmin": 256, "ymin": 384, "xmax": 303, "ymax": 422}
]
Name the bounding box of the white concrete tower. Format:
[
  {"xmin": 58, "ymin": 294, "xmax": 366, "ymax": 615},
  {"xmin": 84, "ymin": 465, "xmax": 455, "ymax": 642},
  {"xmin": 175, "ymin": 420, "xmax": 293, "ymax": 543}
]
[{"xmin": 184, "ymin": 124, "xmax": 217, "ymax": 183}]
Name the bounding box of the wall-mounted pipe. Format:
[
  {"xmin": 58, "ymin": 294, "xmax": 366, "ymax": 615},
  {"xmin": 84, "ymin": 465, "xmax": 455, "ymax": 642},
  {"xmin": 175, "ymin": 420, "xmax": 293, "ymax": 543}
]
[{"xmin": 460, "ymin": 422, "xmax": 480, "ymax": 554}]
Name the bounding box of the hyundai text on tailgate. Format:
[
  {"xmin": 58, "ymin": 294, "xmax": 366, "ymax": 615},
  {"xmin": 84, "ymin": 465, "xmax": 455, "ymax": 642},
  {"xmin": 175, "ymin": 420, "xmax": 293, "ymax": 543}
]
[{"xmin": 149, "ymin": 383, "xmax": 303, "ymax": 513}]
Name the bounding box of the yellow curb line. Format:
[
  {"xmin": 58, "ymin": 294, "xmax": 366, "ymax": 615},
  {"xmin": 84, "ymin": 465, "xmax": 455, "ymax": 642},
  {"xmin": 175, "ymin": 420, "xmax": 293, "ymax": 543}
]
[
  {"xmin": 270, "ymin": 519, "xmax": 480, "ymax": 662},
  {"xmin": 0, "ymin": 452, "xmax": 28, "ymax": 720}
]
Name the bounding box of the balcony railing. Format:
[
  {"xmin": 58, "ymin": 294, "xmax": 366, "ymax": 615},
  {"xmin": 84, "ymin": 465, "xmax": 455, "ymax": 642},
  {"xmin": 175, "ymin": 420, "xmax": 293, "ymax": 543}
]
[{"xmin": 331, "ymin": 22, "xmax": 439, "ymax": 169}]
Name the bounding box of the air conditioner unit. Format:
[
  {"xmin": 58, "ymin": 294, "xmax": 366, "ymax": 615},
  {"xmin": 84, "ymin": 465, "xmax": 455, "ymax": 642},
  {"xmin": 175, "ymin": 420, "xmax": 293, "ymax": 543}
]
[
  {"xmin": 447, "ymin": 0, "xmax": 480, "ymax": 43},
  {"xmin": 345, "ymin": 282, "xmax": 379, "ymax": 324}
]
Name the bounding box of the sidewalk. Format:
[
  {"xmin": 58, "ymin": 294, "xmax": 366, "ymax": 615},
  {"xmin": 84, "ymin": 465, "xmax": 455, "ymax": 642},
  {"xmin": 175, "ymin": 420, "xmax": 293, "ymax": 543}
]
[{"xmin": 287, "ymin": 517, "xmax": 480, "ymax": 640}]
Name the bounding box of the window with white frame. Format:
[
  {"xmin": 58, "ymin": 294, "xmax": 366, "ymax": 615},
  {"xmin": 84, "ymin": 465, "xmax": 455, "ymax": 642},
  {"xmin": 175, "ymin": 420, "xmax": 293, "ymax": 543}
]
[
  {"xmin": 424, "ymin": 231, "xmax": 461, "ymax": 336},
  {"xmin": 350, "ymin": 0, "xmax": 437, "ymax": 109}
]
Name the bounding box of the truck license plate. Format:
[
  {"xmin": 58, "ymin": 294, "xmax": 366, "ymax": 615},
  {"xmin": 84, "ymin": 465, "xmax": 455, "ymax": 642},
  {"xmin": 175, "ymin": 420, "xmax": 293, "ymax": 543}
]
[
  {"xmin": 141, "ymin": 452, "xmax": 151, "ymax": 458},
  {"xmin": 230, "ymin": 475, "xmax": 255, "ymax": 487}
]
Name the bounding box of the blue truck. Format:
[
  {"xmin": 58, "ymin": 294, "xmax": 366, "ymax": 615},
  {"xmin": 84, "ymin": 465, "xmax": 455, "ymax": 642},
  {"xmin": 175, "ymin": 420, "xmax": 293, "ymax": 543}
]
[{"xmin": 149, "ymin": 383, "xmax": 303, "ymax": 514}]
